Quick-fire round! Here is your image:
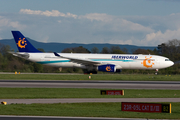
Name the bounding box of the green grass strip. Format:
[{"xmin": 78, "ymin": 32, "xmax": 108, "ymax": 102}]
[
  {"xmin": 0, "ymin": 74, "xmax": 179, "ymax": 81},
  {"xmin": 0, "ymin": 102, "xmax": 179, "ymax": 119},
  {"xmin": 0, "ymin": 88, "xmax": 179, "ymax": 98}
]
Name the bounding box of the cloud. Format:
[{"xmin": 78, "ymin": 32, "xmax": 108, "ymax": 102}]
[
  {"xmin": 108, "ymin": 39, "xmax": 133, "ymax": 45},
  {"xmin": 20, "ymin": 9, "xmax": 77, "ymax": 18},
  {"xmin": 2, "ymin": 9, "xmax": 180, "ymax": 46},
  {"xmin": 79, "ymin": 13, "xmax": 180, "ymax": 45},
  {"xmin": 144, "ymin": 29, "xmax": 180, "ymax": 45},
  {"xmin": 0, "ymin": 16, "xmax": 26, "ymax": 39},
  {"xmin": 79, "ymin": 13, "xmax": 113, "ymax": 22},
  {"xmin": 0, "ymin": 16, "xmax": 26, "ymax": 30},
  {"xmin": 115, "ymin": 19, "xmax": 153, "ymax": 33},
  {"xmin": 80, "ymin": 13, "xmax": 153, "ymax": 32}
]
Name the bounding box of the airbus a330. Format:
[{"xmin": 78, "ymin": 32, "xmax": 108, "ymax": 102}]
[{"xmin": 11, "ymin": 31, "xmax": 174, "ymax": 73}]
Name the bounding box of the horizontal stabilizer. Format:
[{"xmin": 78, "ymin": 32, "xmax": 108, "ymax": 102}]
[{"xmin": 9, "ymin": 52, "xmax": 29, "ymax": 59}]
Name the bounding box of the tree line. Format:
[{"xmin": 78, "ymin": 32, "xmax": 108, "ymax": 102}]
[{"xmin": 0, "ymin": 39, "xmax": 179, "ymax": 74}]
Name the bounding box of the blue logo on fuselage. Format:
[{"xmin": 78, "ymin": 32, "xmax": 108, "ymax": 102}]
[{"xmin": 112, "ymin": 55, "xmax": 138, "ymax": 59}]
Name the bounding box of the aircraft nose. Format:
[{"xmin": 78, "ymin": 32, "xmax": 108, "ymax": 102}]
[{"xmin": 170, "ymin": 61, "xmax": 174, "ymax": 66}]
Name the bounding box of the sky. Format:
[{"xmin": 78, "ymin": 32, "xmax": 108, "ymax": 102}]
[{"xmin": 1, "ymin": 0, "xmax": 180, "ymax": 46}]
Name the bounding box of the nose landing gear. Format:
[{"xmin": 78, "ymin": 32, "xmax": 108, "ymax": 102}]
[{"xmin": 155, "ymin": 69, "xmax": 158, "ymax": 75}]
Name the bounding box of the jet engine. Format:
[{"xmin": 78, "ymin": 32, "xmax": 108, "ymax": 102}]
[{"xmin": 98, "ymin": 64, "xmax": 116, "ymax": 72}]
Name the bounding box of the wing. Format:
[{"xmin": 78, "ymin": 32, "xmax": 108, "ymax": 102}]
[{"xmin": 54, "ymin": 52, "xmax": 101, "ymax": 65}]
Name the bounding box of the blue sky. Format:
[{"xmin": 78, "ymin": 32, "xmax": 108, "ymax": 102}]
[{"xmin": 1, "ymin": 0, "xmax": 180, "ymax": 46}]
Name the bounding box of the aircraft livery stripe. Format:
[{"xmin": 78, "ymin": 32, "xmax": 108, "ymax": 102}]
[
  {"xmin": 91, "ymin": 59, "xmax": 134, "ymax": 62},
  {"xmin": 37, "ymin": 60, "xmax": 70, "ymax": 64},
  {"xmin": 37, "ymin": 59, "xmax": 135, "ymax": 64}
]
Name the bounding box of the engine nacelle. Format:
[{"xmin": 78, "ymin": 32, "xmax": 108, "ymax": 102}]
[{"xmin": 98, "ymin": 64, "xmax": 116, "ymax": 72}]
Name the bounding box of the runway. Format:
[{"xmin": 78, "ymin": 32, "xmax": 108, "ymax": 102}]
[
  {"xmin": 0, "ymin": 80, "xmax": 180, "ymax": 89},
  {"xmin": 0, "ymin": 80, "xmax": 179, "ymax": 120},
  {"xmin": 1, "ymin": 98, "xmax": 180, "ymax": 104},
  {"xmin": 0, "ymin": 115, "xmax": 149, "ymax": 120}
]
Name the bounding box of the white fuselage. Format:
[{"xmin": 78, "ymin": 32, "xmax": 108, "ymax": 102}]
[{"xmin": 16, "ymin": 52, "xmax": 174, "ymax": 70}]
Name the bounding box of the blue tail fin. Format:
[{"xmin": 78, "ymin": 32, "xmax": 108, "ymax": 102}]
[{"xmin": 11, "ymin": 31, "xmax": 41, "ymax": 52}]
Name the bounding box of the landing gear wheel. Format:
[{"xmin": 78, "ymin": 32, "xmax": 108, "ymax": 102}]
[
  {"xmin": 155, "ymin": 69, "xmax": 158, "ymax": 75},
  {"xmin": 83, "ymin": 69, "xmax": 97, "ymax": 74}
]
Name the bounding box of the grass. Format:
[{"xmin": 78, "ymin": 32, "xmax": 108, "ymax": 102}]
[
  {"xmin": 0, "ymin": 74, "xmax": 179, "ymax": 81},
  {"xmin": 0, "ymin": 74, "xmax": 179, "ymax": 119},
  {"xmin": 0, "ymin": 88, "xmax": 179, "ymax": 98},
  {"xmin": 0, "ymin": 102, "xmax": 179, "ymax": 119}
]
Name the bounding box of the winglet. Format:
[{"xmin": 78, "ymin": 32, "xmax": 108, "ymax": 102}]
[{"xmin": 54, "ymin": 52, "xmax": 60, "ymax": 56}]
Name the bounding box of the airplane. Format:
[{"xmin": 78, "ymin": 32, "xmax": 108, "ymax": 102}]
[{"xmin": 11, "ymin": 31, "xmax": 174, "ymax": 74}]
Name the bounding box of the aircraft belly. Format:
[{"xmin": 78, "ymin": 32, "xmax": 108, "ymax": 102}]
[
  {"xmin": 48, "ymin": 62, "xmax": 77, "ymax": 68},
  {"xmin": 118, "ymin": 62, "xmax": 130, "ymax": 69},
  {"xmin": 129, "ymin": 62, "xmax": 143, "ymax": 69}
]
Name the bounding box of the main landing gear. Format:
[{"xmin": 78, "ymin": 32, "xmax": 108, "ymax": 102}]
[{"xmin": 83, "ymin": 69, "xmax": 98, "ymax": 74}]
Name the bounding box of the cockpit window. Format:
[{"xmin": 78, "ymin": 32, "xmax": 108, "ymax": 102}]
[{"xmin": 165, "ymin": 59, "xmax": 170, "ymax": 61}]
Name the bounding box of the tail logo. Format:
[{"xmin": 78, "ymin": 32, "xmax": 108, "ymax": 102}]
[
  {"xmin": 106, "ymin": 66, "xmax": 111, "ymax": 71},
  {"xmin": 17, "ymin": 38, "xmax": 27, "ymax": 48},
  {"xmin": 141, "ymin": 56, "xmax": 154, "ymax": 68}
]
